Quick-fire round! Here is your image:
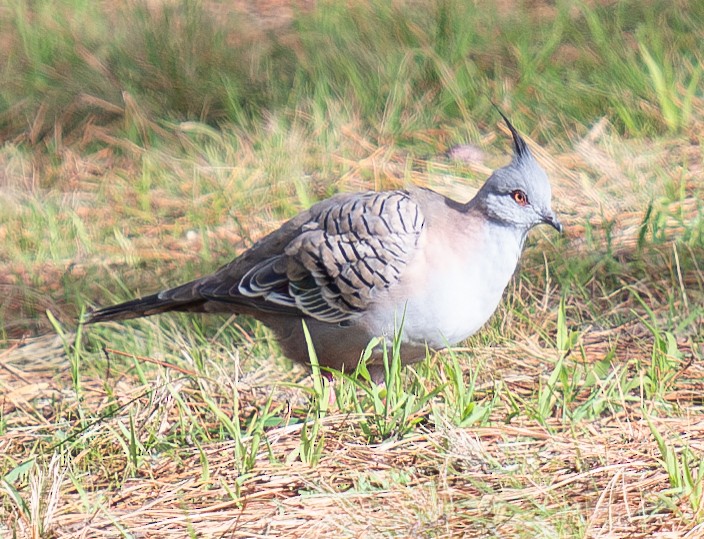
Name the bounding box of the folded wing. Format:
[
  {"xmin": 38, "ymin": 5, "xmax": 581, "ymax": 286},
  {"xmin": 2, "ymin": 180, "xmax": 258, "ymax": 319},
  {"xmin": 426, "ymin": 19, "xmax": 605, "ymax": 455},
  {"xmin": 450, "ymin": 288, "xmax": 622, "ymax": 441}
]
[{"xmin": 195, "ymin": 191, "xmax": 424, "ymax": 322}]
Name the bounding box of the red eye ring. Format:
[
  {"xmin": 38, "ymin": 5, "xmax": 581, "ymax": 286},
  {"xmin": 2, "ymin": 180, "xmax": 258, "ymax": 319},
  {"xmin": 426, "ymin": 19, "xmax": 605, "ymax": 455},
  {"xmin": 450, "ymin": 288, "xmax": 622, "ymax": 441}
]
[{"xmin": 511, "ymin": 190, "xmax": 528, "ymax": 206}]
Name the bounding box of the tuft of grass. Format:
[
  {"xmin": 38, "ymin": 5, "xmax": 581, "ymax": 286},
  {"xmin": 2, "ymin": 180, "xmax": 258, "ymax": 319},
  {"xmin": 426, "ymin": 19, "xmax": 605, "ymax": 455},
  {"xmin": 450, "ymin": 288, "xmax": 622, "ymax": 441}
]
[{"xmin": 649, "ymin": 417, "xmax": 704, "ymax": 524}]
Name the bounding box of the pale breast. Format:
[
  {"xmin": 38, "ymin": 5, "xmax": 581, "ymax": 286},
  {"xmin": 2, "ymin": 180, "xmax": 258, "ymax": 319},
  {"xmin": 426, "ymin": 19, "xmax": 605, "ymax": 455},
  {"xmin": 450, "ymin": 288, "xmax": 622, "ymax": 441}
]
[{"xmin": 366, "ymin": 217, "xmax": 524, "ymax": 350}]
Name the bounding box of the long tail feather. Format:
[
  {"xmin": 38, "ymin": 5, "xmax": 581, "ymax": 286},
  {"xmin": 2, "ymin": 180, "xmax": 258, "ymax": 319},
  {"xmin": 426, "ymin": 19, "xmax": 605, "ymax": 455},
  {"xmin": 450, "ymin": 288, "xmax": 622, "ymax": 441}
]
[{"xmin": 83, "ymin": 293, "xmax": 205, "ymax": 324}]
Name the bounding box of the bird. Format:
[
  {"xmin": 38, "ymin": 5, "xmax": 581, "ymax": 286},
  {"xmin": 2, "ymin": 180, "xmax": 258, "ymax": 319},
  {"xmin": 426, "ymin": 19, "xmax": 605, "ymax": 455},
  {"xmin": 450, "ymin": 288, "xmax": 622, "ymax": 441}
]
[{"xmin": 84, "ymin": 113, "xmax": 562, "ymax": 383}]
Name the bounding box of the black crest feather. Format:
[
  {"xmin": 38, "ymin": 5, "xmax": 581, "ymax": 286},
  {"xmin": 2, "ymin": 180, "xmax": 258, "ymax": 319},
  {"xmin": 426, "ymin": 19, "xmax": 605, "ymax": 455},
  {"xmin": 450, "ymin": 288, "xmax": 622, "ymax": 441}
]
[{"xmin": 491, "ymin": 103, "xmax": 529, "ymax": 159}]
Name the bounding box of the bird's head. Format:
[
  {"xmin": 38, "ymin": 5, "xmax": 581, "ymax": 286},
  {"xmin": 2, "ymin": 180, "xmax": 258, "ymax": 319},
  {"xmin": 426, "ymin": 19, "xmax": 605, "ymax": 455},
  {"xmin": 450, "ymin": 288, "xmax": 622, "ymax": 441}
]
[{"xmin": 475, "ymin": 112, "xmax": 562, "ymax": 234}]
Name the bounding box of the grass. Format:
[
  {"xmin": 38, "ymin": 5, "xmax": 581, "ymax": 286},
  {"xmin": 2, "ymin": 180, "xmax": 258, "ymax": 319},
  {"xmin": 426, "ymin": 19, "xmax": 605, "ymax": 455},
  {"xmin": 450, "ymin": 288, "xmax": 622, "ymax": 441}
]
[{"xmin": 1, "ymin": 0, "xmax": 704, "ymax": 537}]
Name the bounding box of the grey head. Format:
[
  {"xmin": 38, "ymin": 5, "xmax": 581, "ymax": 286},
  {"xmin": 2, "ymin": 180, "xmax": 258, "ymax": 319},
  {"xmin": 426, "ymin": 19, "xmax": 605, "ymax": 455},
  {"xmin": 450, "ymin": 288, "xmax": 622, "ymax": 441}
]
[{"xmin": 471, "ymin": 112, "xmax": 562, "ymax": 234}]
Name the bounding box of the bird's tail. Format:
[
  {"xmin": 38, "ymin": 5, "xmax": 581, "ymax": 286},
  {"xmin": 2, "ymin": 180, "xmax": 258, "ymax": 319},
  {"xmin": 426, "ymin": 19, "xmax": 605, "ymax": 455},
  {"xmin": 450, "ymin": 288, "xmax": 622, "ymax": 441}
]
[{"xmin": 83, "ymin": 292, "xmax": 205, "ymax": 324}]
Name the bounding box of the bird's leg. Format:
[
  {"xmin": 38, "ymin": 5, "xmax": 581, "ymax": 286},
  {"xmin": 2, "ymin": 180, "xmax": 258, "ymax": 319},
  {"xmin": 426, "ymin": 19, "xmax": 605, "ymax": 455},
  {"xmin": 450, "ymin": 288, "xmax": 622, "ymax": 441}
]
[{"xmin": 368, "ymin": 365, "xmax": 386, "ymax": 385}]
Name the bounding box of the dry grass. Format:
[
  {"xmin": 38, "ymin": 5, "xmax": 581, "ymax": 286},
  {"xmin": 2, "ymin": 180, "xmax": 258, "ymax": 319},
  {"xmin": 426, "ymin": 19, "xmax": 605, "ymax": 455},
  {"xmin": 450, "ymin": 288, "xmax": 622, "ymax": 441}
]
[
  {"xmin": 9, "ymin": 416, "xmax": 704, "ymax": 538},
  {"xmin": 3, "ymin": 332, "xmax": 704, "ymax": 537}
]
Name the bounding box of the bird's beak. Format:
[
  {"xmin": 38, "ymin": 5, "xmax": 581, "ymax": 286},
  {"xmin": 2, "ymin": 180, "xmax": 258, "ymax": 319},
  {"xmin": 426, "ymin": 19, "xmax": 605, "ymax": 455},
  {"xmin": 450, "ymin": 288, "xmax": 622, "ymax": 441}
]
[{"xmin": 542, "ymin": 212, "xmax": 563, "ymax": 234}]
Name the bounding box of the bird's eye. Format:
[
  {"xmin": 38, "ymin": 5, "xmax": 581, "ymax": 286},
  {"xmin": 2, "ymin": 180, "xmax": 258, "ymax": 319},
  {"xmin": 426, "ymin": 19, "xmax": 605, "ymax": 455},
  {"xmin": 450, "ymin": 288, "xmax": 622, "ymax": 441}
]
[{"xmin": 511, "ymin": 190, "xmax": 528, "ymax": 206}]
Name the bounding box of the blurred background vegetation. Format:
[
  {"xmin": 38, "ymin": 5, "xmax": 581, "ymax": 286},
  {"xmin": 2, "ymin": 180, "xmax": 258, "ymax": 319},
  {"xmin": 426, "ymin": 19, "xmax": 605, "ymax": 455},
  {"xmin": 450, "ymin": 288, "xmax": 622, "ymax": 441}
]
[{"xmin": 2, "ymin": 0, "xmax": 702, "ymax": 147}]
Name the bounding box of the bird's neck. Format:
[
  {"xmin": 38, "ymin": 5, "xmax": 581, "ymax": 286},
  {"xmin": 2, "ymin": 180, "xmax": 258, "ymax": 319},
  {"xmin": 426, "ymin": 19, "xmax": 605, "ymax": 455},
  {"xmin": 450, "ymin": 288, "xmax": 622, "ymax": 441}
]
[
  {"xmin": 464, "ymin": 196, "xmax": 529, "ymax": 248},
  {"xmin": 461, "ymin": 203, "xmax": 527, "ymax": 257}
]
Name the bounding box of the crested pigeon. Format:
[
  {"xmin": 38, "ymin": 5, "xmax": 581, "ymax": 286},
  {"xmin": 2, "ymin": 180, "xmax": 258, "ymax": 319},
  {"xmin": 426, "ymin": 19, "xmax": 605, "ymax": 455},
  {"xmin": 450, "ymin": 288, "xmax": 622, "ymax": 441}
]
[{"xmin": 85, "ymin": 114, "xmax": 562, "ymax": 382}]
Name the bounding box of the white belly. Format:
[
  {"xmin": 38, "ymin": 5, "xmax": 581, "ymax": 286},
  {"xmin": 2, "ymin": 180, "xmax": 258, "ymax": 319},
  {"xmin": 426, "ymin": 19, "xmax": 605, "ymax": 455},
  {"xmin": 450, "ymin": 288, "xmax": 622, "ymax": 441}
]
[
  {"xmin": 370, "ymin": 223, "xmax": 523, "ymax": 350},
  {"xmin": 411, "ymin": 269, "xmax": 506, "ymax": 345}
]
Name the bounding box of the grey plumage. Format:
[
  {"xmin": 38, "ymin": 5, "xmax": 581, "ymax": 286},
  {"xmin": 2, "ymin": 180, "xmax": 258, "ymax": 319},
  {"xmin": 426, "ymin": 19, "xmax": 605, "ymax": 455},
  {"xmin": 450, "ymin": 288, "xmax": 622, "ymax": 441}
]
[
  {"xmin": 239, "ymin": 191, "xmax": 423, "ymax": 322},
  {"xmin": 85, "ymin": 115, "xmax": 562, "ymax": 382}
]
